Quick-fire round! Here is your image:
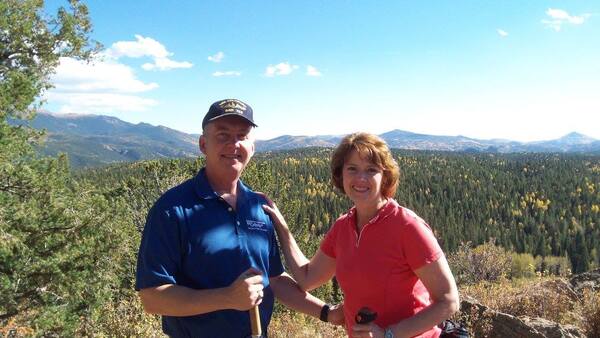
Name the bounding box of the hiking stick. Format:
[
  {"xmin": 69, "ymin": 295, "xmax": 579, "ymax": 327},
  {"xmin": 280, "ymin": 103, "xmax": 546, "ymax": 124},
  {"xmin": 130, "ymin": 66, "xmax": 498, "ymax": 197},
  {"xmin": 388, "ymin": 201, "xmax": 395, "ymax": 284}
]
[{"xmin": 250, "ymin": 305, "xmax": 262, "ymax": 338}]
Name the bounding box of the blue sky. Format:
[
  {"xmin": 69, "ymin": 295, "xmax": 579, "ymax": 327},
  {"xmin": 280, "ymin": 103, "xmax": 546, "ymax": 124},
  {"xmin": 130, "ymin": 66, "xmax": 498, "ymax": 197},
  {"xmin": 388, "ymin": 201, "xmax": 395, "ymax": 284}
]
[{"xmin": 43, "ymin": 1, "xmax": 600, "ymax": 142}]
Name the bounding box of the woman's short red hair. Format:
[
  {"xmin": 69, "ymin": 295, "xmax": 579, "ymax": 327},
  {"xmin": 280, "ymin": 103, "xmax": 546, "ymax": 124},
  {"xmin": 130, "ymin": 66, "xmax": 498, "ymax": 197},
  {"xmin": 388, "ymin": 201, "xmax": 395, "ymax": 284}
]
[{"xmin": 331, "ymin": 132, "xmax": 400, "ymax": 198}]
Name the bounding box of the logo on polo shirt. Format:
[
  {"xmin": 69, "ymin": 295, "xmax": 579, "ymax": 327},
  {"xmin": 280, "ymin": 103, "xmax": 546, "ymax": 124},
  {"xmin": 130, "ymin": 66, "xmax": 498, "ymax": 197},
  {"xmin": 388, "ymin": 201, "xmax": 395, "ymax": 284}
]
[{"xmin": 247, "ymin": 220, "xmax": 268, "ymax": 232}]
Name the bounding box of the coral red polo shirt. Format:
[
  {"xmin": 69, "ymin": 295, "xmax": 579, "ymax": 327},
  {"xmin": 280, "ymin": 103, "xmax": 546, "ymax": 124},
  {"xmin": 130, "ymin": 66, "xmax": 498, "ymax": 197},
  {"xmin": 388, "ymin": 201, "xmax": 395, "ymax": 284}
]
[{"xmin": 320, "ymin": 199, "xmax": 443, "ymax": 338}]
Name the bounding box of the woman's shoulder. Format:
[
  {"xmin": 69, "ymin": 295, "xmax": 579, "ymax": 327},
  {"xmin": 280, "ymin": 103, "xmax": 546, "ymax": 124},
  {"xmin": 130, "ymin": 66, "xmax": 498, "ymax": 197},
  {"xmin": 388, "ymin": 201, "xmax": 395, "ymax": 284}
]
[
  {"xmin": 335, "ymin": 205, "xmax": 355, "ymax": 221},
  {"xmin": 388, "ymin": 200, "xmax": 431, "ymax": 229},
  {"xmin": 326, "ymin": 206, "xmax": 355, "ymax": 233}
]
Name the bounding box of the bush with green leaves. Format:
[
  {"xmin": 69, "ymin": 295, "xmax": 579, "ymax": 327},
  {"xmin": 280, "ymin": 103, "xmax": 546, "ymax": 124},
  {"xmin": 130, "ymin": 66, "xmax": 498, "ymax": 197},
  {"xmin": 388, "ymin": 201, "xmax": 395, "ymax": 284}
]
[
  {"xmin": 448, "ymin": 239, "xmax": 512, "ymax": 285},
  {"xmin": 535, "ymin": 255, "xmax": 572, "ymax": 277},
  {"xmin": 511, "ymin": 252, "xmax": 536, "ymax": 278}
]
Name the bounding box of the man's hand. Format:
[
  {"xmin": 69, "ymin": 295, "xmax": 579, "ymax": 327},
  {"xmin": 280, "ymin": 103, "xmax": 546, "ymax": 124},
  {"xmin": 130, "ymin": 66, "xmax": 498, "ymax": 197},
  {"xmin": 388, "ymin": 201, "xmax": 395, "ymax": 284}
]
[{"xmin": 226, "ymin": 267, "xmax": 264, "ymax": 311}]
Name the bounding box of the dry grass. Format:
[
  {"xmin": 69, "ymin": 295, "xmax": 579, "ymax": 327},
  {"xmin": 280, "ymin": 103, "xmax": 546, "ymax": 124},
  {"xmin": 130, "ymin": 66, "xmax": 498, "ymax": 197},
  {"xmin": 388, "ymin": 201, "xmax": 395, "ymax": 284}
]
[
  {"xmin": 0, "ymin": 317, "xmax": 34, "ymax": 337},
  {"xmin": 461, "ymin": 277, "xmax": 580, "ymax": 325},
  {"xmin": 269, "ymin": 312, "xmax": 346, "ymax": 338},
  {"xmin": 577, "ymin": 288, "xmax": 600, "ymax": 337},
  {"xmin": 76, "ymin": 291, "xmax": 163, "ymax": 338}
]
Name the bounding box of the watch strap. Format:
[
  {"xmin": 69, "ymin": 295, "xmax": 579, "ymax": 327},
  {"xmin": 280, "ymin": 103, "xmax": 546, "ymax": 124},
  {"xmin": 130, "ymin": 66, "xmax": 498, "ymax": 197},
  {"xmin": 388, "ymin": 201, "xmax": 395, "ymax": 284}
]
[{"xmin": 319, "ymin": 303, "xmax": 331, "ymax": 322}]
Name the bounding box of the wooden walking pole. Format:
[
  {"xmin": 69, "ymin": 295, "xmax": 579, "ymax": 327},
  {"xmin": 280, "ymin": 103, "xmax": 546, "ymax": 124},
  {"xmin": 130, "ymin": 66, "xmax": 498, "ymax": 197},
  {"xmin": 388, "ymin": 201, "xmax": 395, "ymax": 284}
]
[{"xmin": 250, "ymin": 305, "xmax": 262, "ymax": 337}]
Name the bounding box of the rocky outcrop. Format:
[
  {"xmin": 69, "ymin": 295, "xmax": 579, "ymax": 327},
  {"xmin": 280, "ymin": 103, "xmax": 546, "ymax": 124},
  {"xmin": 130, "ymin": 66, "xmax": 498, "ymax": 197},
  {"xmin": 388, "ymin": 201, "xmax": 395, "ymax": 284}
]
[
  {"xmin": 459, "ymin": 296, "xmax": 586, "ymax": 338},
  {"xmin": 460, "ymin": 296, "xmax": 545, "ymax": 338},
  {"xmin": 570, "ymin": 268, "xmax": 600, "ymax": 296},
  {"xmin": 521, "ymin": 317, "xmax": 586, "ymax": 338}
]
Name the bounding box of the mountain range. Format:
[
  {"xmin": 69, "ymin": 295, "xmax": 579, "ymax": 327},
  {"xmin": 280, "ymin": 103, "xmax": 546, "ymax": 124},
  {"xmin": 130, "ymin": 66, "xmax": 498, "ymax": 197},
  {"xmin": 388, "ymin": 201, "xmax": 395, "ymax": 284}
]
[{"xmin": 10, "ymin": 112, "xmax": 600, "ymax": 167}]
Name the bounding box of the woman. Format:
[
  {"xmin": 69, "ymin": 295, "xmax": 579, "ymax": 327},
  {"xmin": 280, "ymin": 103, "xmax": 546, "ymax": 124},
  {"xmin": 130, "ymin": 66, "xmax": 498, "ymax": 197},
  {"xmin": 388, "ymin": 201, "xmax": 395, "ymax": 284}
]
[{"xmin": 263, "ymin": 132, "xmax": 459, "ymax": 338}]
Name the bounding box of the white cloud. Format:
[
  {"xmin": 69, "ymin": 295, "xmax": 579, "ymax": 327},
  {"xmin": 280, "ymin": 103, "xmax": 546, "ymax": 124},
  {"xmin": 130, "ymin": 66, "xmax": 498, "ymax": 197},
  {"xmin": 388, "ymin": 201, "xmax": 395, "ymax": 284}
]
[
  {"xmin": 208, "ymin": 51, "xmax": 225, "ymax": 63},
  {"xmin": 52, "ymin": 57, "xmax": 158, "ymax": 93},
  {"xmin": 105, "ymin": 34, "xmax": 169, "ymax": 59},
  {"xmin": 104, "ymin": 34, "xmax": 193, "ymax": 71},
  {"xmin": 46, "ymin": 57, "xmax": 159, "ymax": 114},
  {"xmin": 497, "ymin": 29, "xmax": 508, "ymax": 37},
  {"xmin": 306, "ymin": 65, "xmax": 322, "ymax": 77},
  {"xmin": 264, "ymin": 62, "xmax": 299, "ymax": 77},
  {"xmin": 542, "ymin": 8, "xmax": 590, "ymax": 31},
  {"xmin": 212, "ymin": 71, "xmax": 241, "ymax": 77},
  {"xmin": 142, "ymin": 57, "xmax": 193, "ymax": 71},
  {"xmin": 45, "ymin": 35, "xmax": 192, "ymax": 114}
]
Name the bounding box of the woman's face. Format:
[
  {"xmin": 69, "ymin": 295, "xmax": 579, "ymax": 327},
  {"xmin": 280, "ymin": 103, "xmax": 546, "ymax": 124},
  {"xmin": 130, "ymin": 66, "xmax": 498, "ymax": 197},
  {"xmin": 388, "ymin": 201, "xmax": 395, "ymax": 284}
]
[{"xmin": 342, "ymin": 149, "xmax": 384, "ymax": 206}]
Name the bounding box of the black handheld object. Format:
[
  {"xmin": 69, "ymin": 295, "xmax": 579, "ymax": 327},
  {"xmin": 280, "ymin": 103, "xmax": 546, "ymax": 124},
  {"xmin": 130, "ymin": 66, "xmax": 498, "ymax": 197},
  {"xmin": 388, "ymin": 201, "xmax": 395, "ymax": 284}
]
[
  {"xmin": 355, "ymin": 306, "xmax": 378, "ymax": 324},
  {"xmin": 439, "ymin": 320, "xmax": 470, "ymax": 338}
]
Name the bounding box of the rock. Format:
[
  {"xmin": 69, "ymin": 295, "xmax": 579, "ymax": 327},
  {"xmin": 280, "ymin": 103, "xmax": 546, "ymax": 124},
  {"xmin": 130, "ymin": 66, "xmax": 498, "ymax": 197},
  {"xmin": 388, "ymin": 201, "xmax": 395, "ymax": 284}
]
[
  {"xmin": 563, "ymin": 325, "xmax": 588, "ymax": 338},
  {"xmin": 459, "ymin": 297, "xmax": 545, "ymax": 338},
  {"xmin": 570, "ymin": 268, "xmax": 600, "ymax": 296},
  {"xmin": 521, "ymin": 316, "xmax": 586, "ymax": 338}
]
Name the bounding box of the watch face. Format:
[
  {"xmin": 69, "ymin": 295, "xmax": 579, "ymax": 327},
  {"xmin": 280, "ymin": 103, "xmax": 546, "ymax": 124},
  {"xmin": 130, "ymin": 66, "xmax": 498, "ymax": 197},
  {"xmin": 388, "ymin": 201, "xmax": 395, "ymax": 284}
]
[{"xmin": 384, "ymin": 328, "xmax": 394, "ymax": 338}]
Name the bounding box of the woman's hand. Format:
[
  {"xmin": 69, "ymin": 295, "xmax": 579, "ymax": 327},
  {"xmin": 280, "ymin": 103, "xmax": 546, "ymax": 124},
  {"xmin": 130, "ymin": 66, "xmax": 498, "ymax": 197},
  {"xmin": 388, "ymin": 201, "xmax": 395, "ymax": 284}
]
[
  {"xmin": 260, "ymin": 194, "xmax": 289, "ymax": 231},
  {"xmin": 351, "ymin": 322, "xmax": 385, "ymax": 338},
  {"xmin": 328, "ymin": 303, "xmax": 345, "ymax": 325}
]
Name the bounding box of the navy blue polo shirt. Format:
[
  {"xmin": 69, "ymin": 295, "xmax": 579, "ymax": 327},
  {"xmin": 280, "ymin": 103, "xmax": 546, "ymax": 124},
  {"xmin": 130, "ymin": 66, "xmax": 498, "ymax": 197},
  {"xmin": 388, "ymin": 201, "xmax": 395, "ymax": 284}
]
[{"xmin": 136, "ymin": 168, "xmax": 284, "ymax": 338}]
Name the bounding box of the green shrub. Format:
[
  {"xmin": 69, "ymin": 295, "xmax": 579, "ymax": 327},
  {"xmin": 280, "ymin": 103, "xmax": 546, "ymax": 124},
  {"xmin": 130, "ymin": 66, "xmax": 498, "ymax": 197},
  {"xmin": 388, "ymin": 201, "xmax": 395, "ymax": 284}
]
[
  {"xmin": 511, "ymin": 253, "xmax": 536, "ymax": 278},
  {"xmin": 535, "ymin": 255, "xmax": 572, "ymax": 276},
  {"xmin": 448, "ymin": 239, "xmax": 512, "ymax": 285}
]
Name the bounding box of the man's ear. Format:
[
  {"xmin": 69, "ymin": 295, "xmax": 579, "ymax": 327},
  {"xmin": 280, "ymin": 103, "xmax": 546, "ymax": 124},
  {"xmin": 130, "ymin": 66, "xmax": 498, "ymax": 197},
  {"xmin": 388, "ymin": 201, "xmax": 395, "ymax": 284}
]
[{"xmin": 199, "ymin": 135, "xmax": 207, "ymax": 154}]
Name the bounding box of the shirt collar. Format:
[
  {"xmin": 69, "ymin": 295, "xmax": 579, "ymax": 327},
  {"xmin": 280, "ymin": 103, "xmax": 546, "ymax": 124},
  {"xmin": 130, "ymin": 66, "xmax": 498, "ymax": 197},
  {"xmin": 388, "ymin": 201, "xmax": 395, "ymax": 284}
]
[
  {"xmin": 347, "ymin": 198, "xmax": 398, "ymax": 226},
  {"xmin": 193, "ymin": 167, "xmax": 251, "ymax": 202}
]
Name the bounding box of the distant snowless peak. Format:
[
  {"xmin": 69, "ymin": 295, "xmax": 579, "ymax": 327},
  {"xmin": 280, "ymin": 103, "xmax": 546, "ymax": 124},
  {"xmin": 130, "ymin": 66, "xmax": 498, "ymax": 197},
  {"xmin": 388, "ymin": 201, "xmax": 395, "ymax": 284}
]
[
  {"xmin": 40, "ymin": 110, "xmax": 97, "ymax": 118},
  {"xmin": 36, "ymin": 111, "xmax": 597, "ymax": 143}
]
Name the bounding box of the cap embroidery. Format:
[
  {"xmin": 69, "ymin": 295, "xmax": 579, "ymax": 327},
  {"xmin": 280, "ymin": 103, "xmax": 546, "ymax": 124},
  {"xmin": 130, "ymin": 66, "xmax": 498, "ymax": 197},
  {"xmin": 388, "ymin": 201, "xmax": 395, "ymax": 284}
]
[{"xmin": 219, "ymin": 100, "xmax": 247, "ymax": 114}]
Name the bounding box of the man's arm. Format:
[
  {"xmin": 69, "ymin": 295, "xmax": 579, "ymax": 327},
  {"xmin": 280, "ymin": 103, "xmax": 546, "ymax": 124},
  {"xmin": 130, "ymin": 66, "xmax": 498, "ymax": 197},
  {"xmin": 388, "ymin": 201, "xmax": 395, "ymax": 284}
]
[
  {"xmin": 139, "ymin": 267, "xmax": 264, "ymax": 316},
  {"xmin": 269, "ymin": 272, "xmax": 345, "ymax": 325}
]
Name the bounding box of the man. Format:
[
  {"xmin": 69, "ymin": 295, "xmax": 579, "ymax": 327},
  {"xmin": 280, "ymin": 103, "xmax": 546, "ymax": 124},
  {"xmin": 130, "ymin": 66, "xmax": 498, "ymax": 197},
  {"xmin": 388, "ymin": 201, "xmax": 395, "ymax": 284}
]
[{"xmin": 136, "ymin": 99, "xmax": 340, "ymax": 337}]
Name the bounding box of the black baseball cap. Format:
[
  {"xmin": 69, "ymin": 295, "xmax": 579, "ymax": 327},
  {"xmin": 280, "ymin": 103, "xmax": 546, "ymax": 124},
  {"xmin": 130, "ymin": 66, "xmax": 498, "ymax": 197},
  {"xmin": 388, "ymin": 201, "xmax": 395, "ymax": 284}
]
[{"xmin": 202, "ymin": 99, "xmax": 257, "ymax": 129}]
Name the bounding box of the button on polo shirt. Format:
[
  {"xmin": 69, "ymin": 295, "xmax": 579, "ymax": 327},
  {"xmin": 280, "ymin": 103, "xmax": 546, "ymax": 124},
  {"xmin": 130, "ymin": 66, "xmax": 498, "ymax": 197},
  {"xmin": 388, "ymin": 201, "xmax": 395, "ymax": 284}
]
[{"xmin": 136, "ymin": 168, "xmax": 284, "ymax": 338}]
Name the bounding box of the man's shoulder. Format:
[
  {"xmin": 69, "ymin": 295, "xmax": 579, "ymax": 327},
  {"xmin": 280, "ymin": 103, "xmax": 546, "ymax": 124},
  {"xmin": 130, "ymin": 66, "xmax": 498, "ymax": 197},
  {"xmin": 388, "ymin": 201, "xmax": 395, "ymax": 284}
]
[
  {"xmin": 153, "ymin": 176, "xmax": 197, "ymax": 210},
  {"xmin": 247, "ymin": 192, "xmax": 272, "ymax": 211},
  {"xmin": 239, "ymin": 182, "xmax": 268, "ymax": 205}
]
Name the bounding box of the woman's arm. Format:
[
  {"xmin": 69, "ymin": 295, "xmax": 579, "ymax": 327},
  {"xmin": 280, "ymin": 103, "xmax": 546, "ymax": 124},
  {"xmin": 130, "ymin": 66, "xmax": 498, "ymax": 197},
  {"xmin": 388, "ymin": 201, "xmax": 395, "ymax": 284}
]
[
  {"xmin": 262, "ymin": 200, "xmax": 336, "ymax": 291},
  {"xmin": 352, "ymin": 256, "xmax": 459, "ymax": 338},
  {"xmin": 390, "ymin": 255, "xmax": 459, "ymax": 336}
]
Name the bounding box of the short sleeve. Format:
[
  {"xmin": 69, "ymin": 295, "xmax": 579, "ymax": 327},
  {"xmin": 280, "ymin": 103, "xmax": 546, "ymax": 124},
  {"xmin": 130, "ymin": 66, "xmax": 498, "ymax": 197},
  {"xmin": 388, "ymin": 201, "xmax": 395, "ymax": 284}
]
[
  {"xmin": 320, "ymin": 219, "xmax": 342, "ymax": 258},
  {"xmin": 135, "ymin": 205, "xmax": 182, "ymax": 290},
  {"xmin": 401, "ymin": 215, "xmax": 443, "ymax": 271},
  {"xmin": 268, "ymin": 229, "xmax": 285, "ymax": 278}
]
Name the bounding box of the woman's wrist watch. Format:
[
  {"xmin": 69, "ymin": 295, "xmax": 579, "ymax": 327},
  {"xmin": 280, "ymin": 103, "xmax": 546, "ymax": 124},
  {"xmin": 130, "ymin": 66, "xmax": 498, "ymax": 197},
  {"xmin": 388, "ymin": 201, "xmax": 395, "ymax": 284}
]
[
  {"xmin": 384, "ymin": 327, "xmax": 394, "ymax": 338},
  {"xmin": 319, "ymin": 303, "xmax": 330, "ymax": 322}
]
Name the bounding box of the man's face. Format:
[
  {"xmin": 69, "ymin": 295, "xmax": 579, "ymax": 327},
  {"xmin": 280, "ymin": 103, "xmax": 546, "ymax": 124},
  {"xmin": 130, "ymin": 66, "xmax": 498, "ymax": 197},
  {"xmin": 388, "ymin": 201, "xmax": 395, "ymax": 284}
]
[{"xmin": 200, "ymin": 115, "xmax": 255, "ymax": 176}]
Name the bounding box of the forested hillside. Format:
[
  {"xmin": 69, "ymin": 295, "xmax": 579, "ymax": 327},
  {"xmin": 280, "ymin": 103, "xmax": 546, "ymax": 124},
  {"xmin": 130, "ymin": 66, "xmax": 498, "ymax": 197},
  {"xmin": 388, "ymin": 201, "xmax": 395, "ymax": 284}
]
[{"xmin": 84, "ymin": 148, "xmax": 600, "ymax": 275}]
